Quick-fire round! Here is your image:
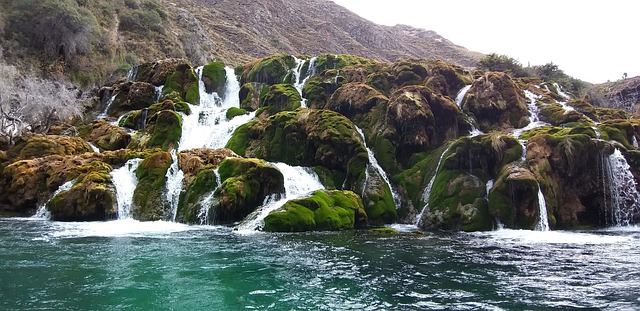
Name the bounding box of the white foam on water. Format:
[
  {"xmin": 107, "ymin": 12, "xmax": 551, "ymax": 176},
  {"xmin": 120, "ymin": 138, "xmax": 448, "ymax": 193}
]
[
  {"xmin": 46, "ymin": 219, "xmax": 198, "ymax": 238},
  {"xmin": 474, "ymin": 228, "xmax": 631, "ymax": 245}
]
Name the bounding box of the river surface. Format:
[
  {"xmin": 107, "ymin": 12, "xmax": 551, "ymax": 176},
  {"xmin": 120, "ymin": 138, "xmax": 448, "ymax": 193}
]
[{"xmin": 1, "ymin": 218, "xmax": 639, "ymax": 310}]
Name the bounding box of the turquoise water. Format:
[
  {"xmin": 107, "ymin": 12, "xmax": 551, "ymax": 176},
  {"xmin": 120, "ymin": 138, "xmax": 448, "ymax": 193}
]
[{"xmin": 1, "ymin": 218, "xmax": 639, "ymax": 310}]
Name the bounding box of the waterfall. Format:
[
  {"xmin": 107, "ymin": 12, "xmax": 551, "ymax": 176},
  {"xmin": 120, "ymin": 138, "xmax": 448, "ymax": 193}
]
[
  {"xmin": 553, "ymin": 83, "xmax": 571, "ymax": 99},
  {"xmin": 512, "ymin": 91, "xmax": 547, "ymax": 138},
  {"xmin": 126, "ymin": 66, "xmax": 138, "ymax": 82},
  {"xmin": 235, "ymin": 163, "xmax": 325, "ymax": 231},
  {"xmin": 98, "ymin": 94, "xmax": 117, "ymax": 119},
  {"xmin": 197, "ymin": 168, "xmax": 222, "ymax": 225},
  {"xmin": 415, "ymin": 145, "xmax": 452, "ymax": 226},
  {"xmin": 87, "ymin": 142, "xmax": 100, "ymax": 153},
  {"xmin": 354, "ymin": 126, "xmax": 401, "ymax": 209},
  {"xmin": 165, "ymin": 150, "xmax": 184, "ymax": 221},
  {"xmin": 602, "ymin": 149, "xmax": 640, "ymax": 226},
  {"xmin": 32, "ymin": 179, "xmax": 76, "ymax": 219},
  {"xmin": 633, "ymin": 136, "xmax": 638, "ymax": 148},
  {"xmin": 455, "ymin": 85, "xmax": 472, "ymax": 107},
  {"xmin": 154, "ymin": 85, "xmax": 164, "ymax": 103},
  {"xmin": 178, "ymin": 66, "xmax": 254, "ymax": 151},
  {"xmin": 110, "ymin": 158, "xmax": 143, "ymax": 219},
  {"xmin": 485, "ymin": 179, "xmax": 494, "ymax": 200},
  {"xmin": 534, "ymin": 182, "xmax": 550, "ymax": 231},
  {"xmin": 291, "ymin": 56, "xmax": 317, "ymax": 108}
]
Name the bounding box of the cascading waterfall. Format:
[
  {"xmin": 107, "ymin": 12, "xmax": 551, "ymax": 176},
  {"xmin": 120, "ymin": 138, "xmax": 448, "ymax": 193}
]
[
  {"xmin": 235, "ymin": 163, "xmax": 325, "ymax": 231},
  {"xmin": 512, "ymin": 90, "xmax": 547, "ymax": 138},
  {"xmin": 98, "ymin": 94, "xmax": 117, "ymax": 119},
  {"xmin": 154, "ymin": 85, "xmax": 164, "ymax": 103},
  {"xmin": 196, "ymin": 168, "xmax": 222, "ymax": 225},
  {"xmin": 110, "ymin": 158, "xmax": 143, "ymax": 219},
  {"xmin": 165, "ymin": 150, "xmax": 184, "ymax": 221},
  {"xmin": 455, "ymin": 85, "xmax": 472, "ymax": 107},
  {"xmin": 534, "ymin": 182, "xmax": 550, "ymax": 231},
  {"xmin": 602, "ymin": 149, "xmax": 640, "ymax": 226},
  {"xmin": 633, "ymin": 136, "xmax": 639, "ymax": 148},
  {"xmin": 291, "ymin": 56, "xmax": 317, "ymax": 108},
  {"xmin": 126, "ymin": 66, "xmax": 138, "ymax": 82},
  {"xmin": 87, "ymin": 142, "xmax": 100, "ymax": 153},
  {"xmin": 354, "ymin": 126, "xmax": 401, "ymax": 209},
  {"xmin": 179, "ymin": 66, "xmax": 254, "ymax": 150},
  {"xmin": 32, "ymin": 179, "xmax": 76, "ymax": 219},
  {"xmin": 415, "ymin": 145, "xmax": 452, "ymax": 226}
]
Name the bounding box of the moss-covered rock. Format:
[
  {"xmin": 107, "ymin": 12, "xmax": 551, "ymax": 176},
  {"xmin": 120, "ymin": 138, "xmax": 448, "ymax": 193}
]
[
  {"xmin": 78, "ymin": 120, "xmax": 131, "ymax": 151},
  {"xmin": 105, "ymin": 81, "xmax": 157, "ymax": 117},
  {"xmin": 135, "ymin": 58, "xmax": 191, "ymax": 86},
  {"xmin": 488, "ymin": 162, "xmax": 542, "ymax": 229},
  {"xmin": 424, "ymin": 171, "xmax": 491, "ymax": 231},
  {"xmin": 423, "ymin": 60, "xmax": 472, "ymax": 97},
  {"xmin": 162, "ymin": 63, "xmax": 199, "ymax": 105},
  {"xmin": 463, "ymin": 72, "xmax": 529, "ymax": 132},
  {"xmin": 132, "ymin": 151, "xmax": 172, "ymax": 221},
  {"xmin": 304, "ymin": 69, "xmax": 344, "ymax": 108},
  {"xmin": 239, "ymin": 82, "xmax": 267, "ymax": 111},
  {"xmin": 138, "ymin": 110, "xmax": 182, "ymax": 151},
  {"xmin": 263, "ymin": 190, "xmax": 367, "ymax": 232},
  {"xmin": 226, "ymin": 107, "xmax": 248, "ymax": 120},
  {"xmin": 8, "ymin": 134, "xmax": 92, "ymax": 161},
  {"xmin": 238, "ymin": 54, "xmax": 295, "ymax": 85},
  {"xmin": 213, "ymin": 157, "xmax": 285, "ymax": 224},
  {"xmin": 47, "ymin": 161, "xmax": 117, "ymax": 221},
  {"xmin": 201, "ymin": 61, "xmax": 227, "ymax": 95},
  {"xmin": 257, "ymin": 83, "xmax": 301, "ymax": 117}
]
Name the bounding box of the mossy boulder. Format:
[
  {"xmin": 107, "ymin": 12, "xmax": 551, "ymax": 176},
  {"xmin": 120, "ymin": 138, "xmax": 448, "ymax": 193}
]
[
  {"xmin": 390, "ymin": 59, "xmax": 428, "ymax": 88},
  {"xmin": 119, "ymin": 99, "xmax": 190, "ymax": 131},
  {"xmin": 178, "ymin": 148, "xmax": 239, "ymax": 184},
  {"xmin": 598, "ymin": 120, "xmax": 640, "ymax": 150},
  {"xmin": 132, "ymin": 151, "xmax": 173, "ymax": 221},
  {"xmin": 106, "ymin": 81, "xmax": 157, "ymax": 116},
  {"xmin": 263, "ymin": 190, "xmax": 367, "ymax": 232},
  {"xmin": 488, "ymin": 162, "xmax": 542, "ymax": 229},
  {"xmin": 239, "ymin": 82, "xmax": 267, "ymax": 111},
  {"xmin": 326, "ymin": 83, "xmax": 388, "ymax": 118},
  {"xmin": 8, "ymin": 134, "xmax": 92, "ymax": 161},
  {"xmin": 424, "ymin": 171, "xmax": 491, "ymax": 231},
  {"xmin": 127, "ymin": 110, "xmax": 182, "ymax": 151},
  {"xmin": 212, "ymin": 157, "xmax": 285, "ymax": 224},
  {"xmin": 386, "ymin": 86, "xmax": 464, "ymax": 157},
  {"xmin": 178, "ymin": 168, "xmax": 219, "ymax": 224},
  {"xmin": 47, "ymin": 161, "xmax": 117, "ymax": 221},
  {"xmin": 226, "ymin": 107, "xmax": 248, "ymax": 120},
  {"xmin": 463, "ymin": 72, "xmax": 529, "ymax": 132},
  {"xmin": 135, "ymin": 58, "xmax": 191, "ymax": 86},
  {"xmin": 201, "ymin": 61, "xmax": 227, "ymax": 95},
  {"xmin": 78, "ymin": 120, "xmax": 131, "ymax": 151},
  {"xmin": 304, "ymin": 69, "xmax": 344, "ymax": 108},
  {"xmin": 444, "ymin": 133, "xmax": 524, "ymax": 178},
  {"xmin": 423, "ymin": 60, "xmax": 472, "ymax": 97},
  {"xmin": 239, "ymin": 54, "xmax": 295, "ymax": 85},
  {"xmin": 162, "ymin": 63, "xmax": 199, "ymax": 105},
  {"xmin": 257, "ymin": 83, "xmax": 301, "ymax": 117}
]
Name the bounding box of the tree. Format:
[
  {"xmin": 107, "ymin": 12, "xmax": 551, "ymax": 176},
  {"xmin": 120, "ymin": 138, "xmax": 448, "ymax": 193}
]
[
  {"xmin": 0, "ymin": 61, "xmax": 85, "ymax": 146},
  {"xmin": 476, "ymin": 53, "xmax": 531, "ymax": 78}
]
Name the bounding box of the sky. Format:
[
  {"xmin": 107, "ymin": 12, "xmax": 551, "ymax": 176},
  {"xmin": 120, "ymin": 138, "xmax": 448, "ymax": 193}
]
[{"xmin": 331, "ymin": 0, "xmax": 639, "ymax": 83}]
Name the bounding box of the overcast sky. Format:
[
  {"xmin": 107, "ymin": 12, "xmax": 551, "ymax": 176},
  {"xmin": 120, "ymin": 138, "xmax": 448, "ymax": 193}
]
[{"xmin": 331, "ymin": 0, "xmax": 639, "ymax": 83}]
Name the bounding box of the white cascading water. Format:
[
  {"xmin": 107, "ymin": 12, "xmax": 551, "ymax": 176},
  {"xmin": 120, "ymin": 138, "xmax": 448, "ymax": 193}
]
[
  {"xmin": 166, "ymin": 149, "xmax": 184, "ymax": 221},
  {"xmin": 602, "ymin": 149, "xmax": 640, "ymax": 226},
  {"xmin": 87, "ymin": 142, "xmax": 100, "ymax": 153},
  {"xmin": 32, "ymin": 179, "xmax": 77, "ymax": 219},
  {"xmin": 354, "ymin": 126, "xmax": 401, "ymax": 209},
  {"xmin": 126, "ymin": 66, "xmax": 138, "ymax": 82},
  {"xmin": 485, "ymin": 179, "xmax": 494, "ymax": 200},
  {"xmin": 534, "ymin": 182, "xmax": 550, "ymax": 231},
  {"xmin": 196, "ymin": 168, "xmax": 222, "ymax": 225},
  {"xmin": 178, "ymin": 66, "xmax": 255, "ymax": 151},
  {"xmin": 110, "ymin": 158, "xmax": 143, "ymax": 219},
  {"xmin": 455, "ymin": 85, "xmax": 472, "ymax": 107},
  {"xmin": 633, "ymin": 136, "xmax": 639, "ymax": 148},
  {"xmin": 511, "ymin": 90, "xmax": 548, "ymax": 138},
  {"xmin": 154, "ymin": 85, "xmax": 164, "ymax": 103},
  {"xmin": 98, "ymin": 94, "xmax": 117, "ymax": 119},
  {"xmin": 235, "ymin": 163, "xmax": 325, "ymax": 232},
  {"xmin": 415, "ymin": 145, "xmax": 452, "ymax": 226},
  {"xmin": 291, "ymin": 56, "xmax": 317, "ymax": 108}
]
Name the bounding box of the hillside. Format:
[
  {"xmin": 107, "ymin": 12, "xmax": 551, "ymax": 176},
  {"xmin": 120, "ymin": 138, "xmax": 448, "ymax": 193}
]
[{"xmin": 0, "ymin": 0, "xmax": 482, "ymax": 85}]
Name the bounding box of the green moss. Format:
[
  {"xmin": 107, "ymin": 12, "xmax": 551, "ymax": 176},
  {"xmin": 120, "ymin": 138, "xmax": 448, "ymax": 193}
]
[
  {"xmin": 264, "ymin": 190, "xmax": 367, "ymax": 232},
  {"xmin": 146, "ymin": 110, "xmax": 182, "ymax": 151},
  {"xmin": 133, "ymin": 151, "xmax": 172, "ymax": 221},
  {"xmin": 179, "ymin": 168, "xmax": 219, "ymax": 223},
  {"xmin": 226, "ymin": 107, "xmax": 248, "ymax": 120},
  {"xmin": 162, "ymin": 65, "xmax": 199, "ymax": 105},
  {"xmin": 240, "ymin": 54, "xmax": 295, "ymax": 85},
  {"xmin": 368, "ymin": 227, "xmax": 399, "ymax": 236},
  {"xmin": 225, "ymin": 122, "xmax": 254, "ymax": 156},
  {"xmin": 259, "ymin": 83, "xmax": 301, "ymax": 116},
  {"xmin": 201, "ymin": 61, "xmax": 227, "ymax": 94}
]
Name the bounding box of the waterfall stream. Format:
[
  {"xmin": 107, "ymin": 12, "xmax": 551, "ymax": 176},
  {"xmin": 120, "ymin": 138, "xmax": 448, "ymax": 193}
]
[
  {"xmin": 165, "ymin": 150, "xmax": 184, "ymax": 221},
  {"xmin": 455, "ymin": 85, "xmax": 472, "ymax": 107},
  {"xmin": 415, "ymin": 145, "xmax": 452, "ymax": 226},
  {"xmin": 291, "ymin": 56, "xmax": 317, "ymax": 108},
  {"xmin": 534, "ymin": 182, "xmax": 550, "ymax": 231},
  {"xmin": 32, "ymin": 179, "xmax": 77, "ymax": 219},
  {"xmin": 110, "ymin": 158, "xmax": 143, "ymax": 219},
  {"xmin": 603, "ymin": 149, "xmax": 640, "ymax": 226},
  {"xmin": 196, "ymin": 168, "xmax": 222, "ymax": 225},
  {"xmin": 235, "ymin": 163, "xmax": 325, "ymax": 232},
  {"xmin": 354, "ymin": 126, "xmax": 401, "ymax": 210}
]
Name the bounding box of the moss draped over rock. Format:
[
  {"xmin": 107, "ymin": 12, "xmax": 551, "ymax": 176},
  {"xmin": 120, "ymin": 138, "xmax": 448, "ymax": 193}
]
[
  {"xmin": 47, "ymin": 161, "xmax": 117, "ymax": 221},
  {"xmin": 212, "ymin": 157, "xmax": 285, "ymax": 224},
  {"xmin": 78, "ymin": 120, "xmax": 131, "ymax": 151},
  {"xmin": 264, "ymin": 190, "xmax": 367, "ymax": 232},
  {"xmin": 256, "ymin": 83, "xmax": 301, "ymax": 117},
  {"xmin": 463, "ymin": 72, "xmax": 529, "ymax": 132},
  {"xmin": 7, "ymin": 134, "xmax": 92, "ymax": 161},
  {"xmin": 201, "ymin": 61, "xmax": 227, "ymax": 95},
  {"xmin": 132, "ymin": 151, "xmax": 172, "ymax": 221},
  {"xmin": 103, "ymin": 81, "xmax": 157, "ymax": 117},
  {"xmin": 161, "ymin": 63, "xmax": 200, "ymax": 105},
  {"xmin": 135, "ymin": 58, "xmax": 191, "ymax": 86}
]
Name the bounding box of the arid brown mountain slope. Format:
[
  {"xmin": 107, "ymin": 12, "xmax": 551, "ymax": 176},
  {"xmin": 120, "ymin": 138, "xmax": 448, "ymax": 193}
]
[
  {"xmin": 0, "ymin": 0, "xmax": 482, "ymax": 84},
  {"xmin": 163, "ymin": 0, "xmax": 482, "ymax": 67}
]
